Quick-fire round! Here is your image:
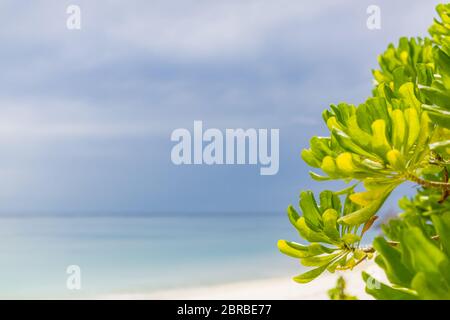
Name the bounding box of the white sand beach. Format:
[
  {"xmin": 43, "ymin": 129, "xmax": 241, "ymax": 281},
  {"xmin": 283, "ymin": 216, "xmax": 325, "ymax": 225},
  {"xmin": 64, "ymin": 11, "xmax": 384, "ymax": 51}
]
[{"xmin": 102, "ymin": 262, "xmax": 384, "ymax": 300}]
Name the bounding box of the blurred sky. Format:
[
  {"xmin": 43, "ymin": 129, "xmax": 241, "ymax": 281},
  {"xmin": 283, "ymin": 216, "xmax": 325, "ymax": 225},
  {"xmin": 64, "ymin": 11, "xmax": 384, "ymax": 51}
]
[{"xmin": 0, "ymin": 0, "xmax": 443, "ymax": 214}]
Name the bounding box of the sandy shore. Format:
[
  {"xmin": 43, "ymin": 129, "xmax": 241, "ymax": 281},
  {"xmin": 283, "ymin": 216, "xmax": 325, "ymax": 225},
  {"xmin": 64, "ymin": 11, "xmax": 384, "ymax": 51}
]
[{"xmin": 102, "ymin": 262, "xmax": 385, "ymax": 300}]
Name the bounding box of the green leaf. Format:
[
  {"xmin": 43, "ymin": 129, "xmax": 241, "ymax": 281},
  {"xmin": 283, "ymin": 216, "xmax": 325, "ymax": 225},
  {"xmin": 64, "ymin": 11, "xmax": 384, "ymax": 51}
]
[
  {"xmin": 322, "ymin": 209, "xmax": 340, "ymax": 240},
  {"xmin": 300, "ymin": 253, "xmax": 341, "ymax": 267},
  {"xmin": 431, "ymin": 212, "xmax": 450, "ymax": 257},
  {"xmin": 338, "ymin": 184, "xmax": 395, "ymax": 226},
  {"xmin": 296, "ymin": 217, "xmax": 330, "ymax": 243},
  {"xmin": 277, "ymin": 240, "xmax": 310, "ymax": 258},
  {"xmin": 404, "ymin": 108, "xmax": 420, "ymax": 151},
  {"xmin": 400, "ymin": 227, "xmax": 448, "ymax": 275},
  {"xmin": 420, "ymin": 86, "xmax": 450, "ymax": 110},
  {"xmin": 373, "ymin": 237, "xmax": 414, "ymax": 287},
  {"xmin": 319, "ymin": 191, "xmax": 341, "ymax": 213},
  {"xmin": 429, "ymin": 140, "xmax": 450, "ymax": 156},
  {"xmin": 398, "ymin": 82, "xmax": 422, "ymax": 111},
  {"xmin": 301, "ymin": 149, "xmax": 321, "ymax": 168},
  {"xmin": 342, "ymin": 233, "xmax": 360, "ymax": 245},
  {"xmin": 299, "ymin": 191, "xmax": 323, "ymax": 230},
  {"xmin": 391, "ymin": 109, "xmax": 406, "ymax": 150},
  {"xmin": 362, "ymin": 272, "xmax": 418, "ymax": 300},
  {"xmin": 287, "ymin": 205, "xmax": 300, "ymax": 228},
  {"xmin": 308, "ymin": 243, "xmax": 336, "ymax": 255},
  {"xmin": 411, "ymin": 272, "xmax": 450, "ymax": 299},
  {"xmin": 309, "ymin": 171, "xmax": 332, "ymax": 181},
  {"xmin": 293, "ymin": 263, "xmax": 331, "ymax": 284}
]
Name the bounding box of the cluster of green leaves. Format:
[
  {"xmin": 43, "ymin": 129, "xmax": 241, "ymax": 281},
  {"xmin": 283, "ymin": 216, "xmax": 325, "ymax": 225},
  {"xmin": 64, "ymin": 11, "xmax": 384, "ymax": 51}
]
[
  {"xmin": 279, "ymin": 3, "xmax": 450, "ymax": 299},
  {"xmin": 301, "ymin": 85, "xmax": 431, "ymax": 224},
  {"xmin": 365, "ymin": 203, "xmax": 450, "ymax": 299},
  {"xmin": 328, "ymin": 276, "xmax": 357, "ymax": 300},
  {"xmin": 277, "ymin": 190, "xmax": 374, "ymax": 283}
]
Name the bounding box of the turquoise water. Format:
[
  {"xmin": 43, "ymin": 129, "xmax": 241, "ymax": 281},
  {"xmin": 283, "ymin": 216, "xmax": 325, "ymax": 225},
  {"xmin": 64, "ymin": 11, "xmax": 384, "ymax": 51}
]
[
  {"xmin": 0, "ymin": 214, "xmax": 379, "ymax": 299},
  {"xmin": 0, "ymin": 214, "xmax": 299, "ymax": 298}
]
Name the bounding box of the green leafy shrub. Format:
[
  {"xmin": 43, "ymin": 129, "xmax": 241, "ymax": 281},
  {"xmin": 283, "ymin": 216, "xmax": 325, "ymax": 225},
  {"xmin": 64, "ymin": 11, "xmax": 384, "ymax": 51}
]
[
  {"xmin": 328, "ymin": 276, "xmax": 357, "ymax": 300},
  {"xmin": 278, "ymin": 3, "xmax": 450, "ymax": 300}
]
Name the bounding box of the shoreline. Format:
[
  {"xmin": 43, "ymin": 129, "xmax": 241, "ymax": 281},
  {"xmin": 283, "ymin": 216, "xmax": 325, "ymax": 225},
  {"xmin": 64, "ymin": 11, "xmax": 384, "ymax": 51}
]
[{"xmin": 101, "ymin": 261, "xmax": 383, "ymax": 300}]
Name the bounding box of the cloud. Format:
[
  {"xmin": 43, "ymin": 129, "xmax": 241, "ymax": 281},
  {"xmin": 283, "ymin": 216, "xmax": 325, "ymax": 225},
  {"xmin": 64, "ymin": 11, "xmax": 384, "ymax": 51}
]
[
  {"xmin": 0, "ymin": 0, "xmax": 346, "ymax": 58},
  {"xmin": 0, "ymin": 0, "xmax": 444, "ymax": 213},
  {"xmin": 96, "ymin": 0, "xmax": 345, "ymax": 59},
  {"xmin": 0, "ymin": 98, "xmax": 169, "ymax": 144}
]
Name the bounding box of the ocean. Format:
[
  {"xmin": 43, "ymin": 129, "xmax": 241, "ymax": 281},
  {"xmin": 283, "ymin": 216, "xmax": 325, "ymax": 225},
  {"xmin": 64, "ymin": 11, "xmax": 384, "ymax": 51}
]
[{"xmin": 0, "ymin": 213, "xmax": 378, "ymax": 299}]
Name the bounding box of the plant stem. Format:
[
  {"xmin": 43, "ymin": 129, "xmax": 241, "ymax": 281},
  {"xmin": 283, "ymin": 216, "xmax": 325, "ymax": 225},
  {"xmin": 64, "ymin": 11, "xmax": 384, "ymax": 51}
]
[
  {"xmin": 439, "ymin": 165, "xmax": 449, "ymax": 203},
  {"xmin": 406, "ymin": 172, "xmax": 450, "ymax": 189}
]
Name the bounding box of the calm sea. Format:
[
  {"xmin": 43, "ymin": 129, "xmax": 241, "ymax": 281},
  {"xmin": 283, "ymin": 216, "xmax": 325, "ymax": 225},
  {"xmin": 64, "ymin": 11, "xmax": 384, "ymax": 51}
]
[{"xmin": 0, "ymin": 213, "xmax": 377, "ymax": 299}]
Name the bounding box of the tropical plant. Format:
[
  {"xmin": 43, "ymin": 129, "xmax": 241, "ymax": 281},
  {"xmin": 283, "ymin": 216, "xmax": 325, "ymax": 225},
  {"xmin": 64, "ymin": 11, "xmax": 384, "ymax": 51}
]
[
  {"xmin": 328, "ymin": 276, "xmax": 357, "ymax": 300},
  {"xmin": 278, "ymin": 3, "xmax": 450, "ymax": 300}
]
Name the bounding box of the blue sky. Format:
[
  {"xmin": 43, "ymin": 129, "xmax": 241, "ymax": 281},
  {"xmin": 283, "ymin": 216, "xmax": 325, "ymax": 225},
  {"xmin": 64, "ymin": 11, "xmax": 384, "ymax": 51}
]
[{"xmin": 0, "ymin": 0, "xmax": 443, "ymax": 214}]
